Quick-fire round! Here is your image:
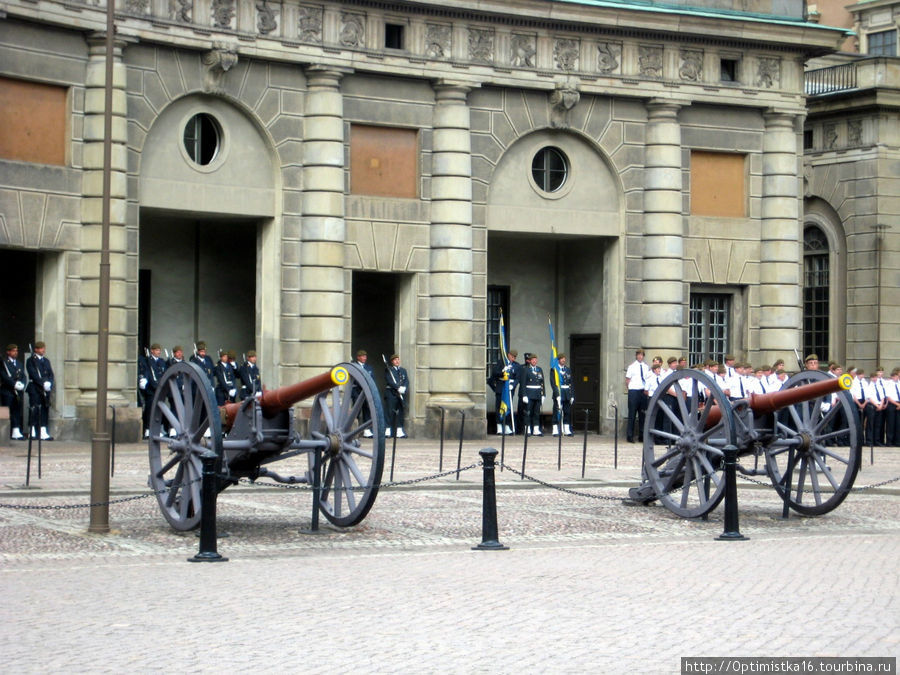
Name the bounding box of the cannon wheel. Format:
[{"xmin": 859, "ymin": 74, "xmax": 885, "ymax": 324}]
[
  {"xmin": 642, "ymin": 369, "xmax": 735, "ymax": 519},
  {"xmin": 147, "ymin": 361, "xmax": 222, "ymax": 531},
  {"xmin": 765, "ymin": 370, "xmax": 861, "ymax": 516},
  {"xmin": 308, "ymin": 362, "xmax": 385, "ymax": 527}
]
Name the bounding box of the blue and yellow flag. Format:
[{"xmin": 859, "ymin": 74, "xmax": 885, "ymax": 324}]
[
  {"xmin": 498, "ymin": 309, "xmax": 514, "ymax": 429},
  {"xmin": 548, "ymin": 315, "xmax": 563, "ymax": 423}
]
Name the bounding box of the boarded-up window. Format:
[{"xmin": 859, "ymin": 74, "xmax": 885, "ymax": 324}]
[
  {"xmin": 690, "ymin": 151, "xmax": 745, "ymax": 217},
  {"xmin": 350, "ymin": 124, "xmax": 417, "ymax": 198},
  {"xmin": 0, "ymin": 76, "xmax": 67, "ymax": 166}
]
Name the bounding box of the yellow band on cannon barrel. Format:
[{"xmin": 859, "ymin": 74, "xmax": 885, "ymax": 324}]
[
  {"xmin": 331, "ymin": 365, "xmax": 350, "ymax": 386},
  {"xmin": 838, "ymin": 373, "xmax": 853, "ymax": 390}
]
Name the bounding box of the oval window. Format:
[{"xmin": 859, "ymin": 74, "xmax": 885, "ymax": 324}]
[
  {"xmin": 531, "ymin": 146, "xmax": 568, "ymax": 193},
  {"xmin": 183, "ymin": 113, "xmax": 222, "ymax": 166}
]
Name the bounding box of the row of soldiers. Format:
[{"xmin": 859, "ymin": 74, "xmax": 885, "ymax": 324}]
[
  {"xmin": 1, "ymin": 342, "xmax": 55, "ymax": 440},
  {"xmin": 488, "ymin": 349, "xmax": 574, "ymax": 437},
  {"xmin": 138, "ymin": 341, "xmax": 261, "ymax": 437}
]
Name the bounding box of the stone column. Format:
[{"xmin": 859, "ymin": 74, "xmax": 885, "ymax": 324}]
[
  {"xmin": 297, "ymin": 66, "xmax": 350, "ymax": 384},
  {"xmin": 759, "ymin": 111, "xmax": 802, "ymax": 362},
  {"xmin": 641, "ymin": 99, "xmax": 686, "ymax": 354},
  {"xmin": 75, "ymin": 34, "xmax": 131, "ymax": 429},
  {"xmin": 428, "ymin": 81, "xmax": 478, "ymax": 435}
]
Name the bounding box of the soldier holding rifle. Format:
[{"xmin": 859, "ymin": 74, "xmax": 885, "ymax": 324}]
[
  {"xmin": 1, "ymin": 344, "xmax": 27, "ymax": 440},
  {"xmin": 26, "ymin": 341, "xmax": 55, "ymax": 440},
  {"xmin": 383, "ymin": 353, "xmax": 409, "ymax": 438}
]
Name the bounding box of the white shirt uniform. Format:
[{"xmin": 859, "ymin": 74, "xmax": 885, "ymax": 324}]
[{"xmin": 626, "ymin": 360, "xmax": 650, "ymax": 391}]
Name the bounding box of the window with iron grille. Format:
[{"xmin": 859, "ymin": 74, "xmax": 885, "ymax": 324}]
[
  {"xmin": 689, "ymin": 293, "xmax": 730, "ymax": 365},
  {"xmin": 868, "ymin": 29, "xmax": 897, "ymax": 57},
  {"xmin": 486, "ymin": 285, "xmax": 510, "ymax": 376},
  {"xmin": 803, "ymin": 226, "xmax": 830, "ymax": 361}
]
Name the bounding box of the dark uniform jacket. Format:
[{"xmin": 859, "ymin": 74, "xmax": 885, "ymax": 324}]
[
  {"xmin": 140, "ymin": 356, "xmax": 167, "ymax": 398},
  {"xmin": 521, "ymin": 365, "xmax": 545, "ymax": 400},
  {"xmin": 238, "ymin": 362, "xmax": 261, "ymax": 399},
  {"xmin": 190, "ymin": 353, "xmax": 216, "ymax": 388},
  {"xmin": 26, "ymin": 354, "xmax": 55, "ymax": 403},
  {"xmin": 550, "ymin": 364, "xmax": 574, "ymax": 402},
  {"xmin": 214, "ymin": 360, "xmax": 237, "ymax": 404},
  {"xmin": 384, "ymin": 365, "xmax": 409, "ymax": 405},
  {"xmin": 1, "ymin": 357, "xmax": 27, "ymax": 406}
]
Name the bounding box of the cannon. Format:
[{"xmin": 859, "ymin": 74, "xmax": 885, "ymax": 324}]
[
  {"xmin": 629, "ymin": 369, "xmax": 861, "ymax": 518},
  {"xmin": 147, "ymin": 361, "xmax": 384, "ymax": 531}
]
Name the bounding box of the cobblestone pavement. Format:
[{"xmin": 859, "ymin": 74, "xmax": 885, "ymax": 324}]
[{"xmin": 1, "ymin": 437, "xmax": 898, "ymax": 673}]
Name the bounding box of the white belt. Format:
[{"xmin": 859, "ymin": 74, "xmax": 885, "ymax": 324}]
[{"xmin": 526, "ymin": 385, "xmax": 541, "ymax": 389}]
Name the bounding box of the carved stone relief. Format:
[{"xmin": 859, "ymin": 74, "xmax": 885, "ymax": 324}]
[
  {"xmin": 468, "ymin": 27, "xmax": 494, "ymax": 64},
  {"xmin": 425, "ymin": 23, "xmax": 451, "ymax": 59},
  {"xmin": 168, "ymin": 0, "xmax": 192, "ymax": 23},
  {"xmin": 757, "ymin": 57, "xmax": 781, "ymax": 88},
  {"xmin": 510, "ymin": 33, "xmax": 535, "ymax": 68},
  {"xmin": 340, "ymin": 13, "xmax": 365, "ymax": 48},
  {"xmin": 126, "ymin": 0, "xmax": 149, "ymax": 14},
  {"xmin": 597, "ymin": 42, "xmax": 620, "ymax": 74},
  {"xmin": 639, "ymin": 45, "xmax": 663, "ymax": 78},
  {"xmin": 211, "ymin": 0, "xmax": 235, "ymax": 30},
  {"xmin": 679, "ymin": 49, "xmax": 702, "ymax": 82},
  {"xmin": 202, "ymin": 42, "xmax": 238, "ymax": 92},
  {"xmin": 848, "ymin": 120, "xmax": 862, "ymax": 146},
  {"xmin": 256, "ymin": 1, "xmax": 277, "ymax": 35},
  {"xmin": 297, "ymin": 5, "xmax": 323, "ymax": 44},
  {"xmin": 554, "ymin": 38, "xmax": 579, "ymax": 71},
  {"xmin": 549, "ymin": 85, "xmax": 580, "ymax": 129},
  {"xmin": 824, "ymin": 123, "xmax": 837, "ymax": 149}
]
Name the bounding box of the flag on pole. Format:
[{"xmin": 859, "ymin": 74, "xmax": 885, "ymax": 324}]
[
  {"xmin": 548, "ymin": 315, "xmax": 563, "ymax": 425},
  {"xmin": 497, "ymin": 309, "xmax": 514, "ymax": 430}
]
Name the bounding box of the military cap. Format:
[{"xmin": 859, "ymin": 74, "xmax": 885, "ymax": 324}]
[
  {"xmin": 247, "ymin": 350, "xmax": 256, "ymax": 358},
  {"xmin": 228, "ymin": 350, "xmax": 237, "ymax": 360},
  {"xmin": 523, "ymin": 353, "xmax": 532, "ymax": 360},
  {"xmin": 804, "ymin": 353, "xmax": 819, "ymax": 363},
  {"xmin": 508, "ymin": 349, "xmax": 518, "ymax": 358},
  {"xmin": 34, "ymin": 341, "xmax": 46, "ymax": 350},
  {"xmin": 724, "ymin": 354, "xmax": 735, "ymax": 362},
  {"xmin": 173, "ymin": 345, "xmax": 183, "ymax": 353},
  {"xmin": 892, "ymin": 367, "xmax": 900, "ymax": 376},
  {"xmin": 150, "ymin": 343, "xmax": 161, "ymax": 350},
  {"xmin": 667, "ymin": 356, "xmax": 678, "ymax": 365},
  {"xmin": 773, "ymin": 359, "xmax": 785, "ymax": 367},
  {"xmin": 356, "ymin": 349, "xmax": 367, "ymax": 357},
  {"xmin": 196, "ymin": 341, "xmax": 207, "ymax": 350},
  {"xmin": 390, "ymin": 354, "xmax": 399, "ymax": 360},
  {"xmin": 6, "ymin": 343, "xmax": 17, "ymax": 352}
]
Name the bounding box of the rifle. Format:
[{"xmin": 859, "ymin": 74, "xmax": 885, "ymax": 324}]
[{"xmin": 793, "ymin": 348, "xmax": 804, "ymax": 371}]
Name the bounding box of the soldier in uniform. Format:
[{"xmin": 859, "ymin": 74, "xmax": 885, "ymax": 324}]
[
  {"xmin": 214, "ymin": 350, "xmax": 237, "ymax": 406},
  {"xmin": 138, "ymin": 343, "xmax": 167, "ymax": 437},
  {"xmin": 551, "ymin": 352, "xmax": 575, "ymax": 436},
  {"xmin": 352, "ymin": 349, "xmax": 376, "ymax": 437},
  {"xmin": 520, "ymin": 352, "xmax": 545, "ymax": 436},
  {"xmin": 26, "ymin": 341, "xmax": 55, "ymax": 440},
  {"xmin": 1, "ymin": 344, "xmax": 28, "ymax": 440},
  {"xmin": 238, "ymin": 350, "xmax": 262, "ymax": 400},
  {"xmin": 489, "ymin": 349, "xmax": 521, "ymax": 435},
  {"xmin": 190, "ymin": 341, "xmax": 216, "ymax": 389},
  {"xmin": 383, "ymin": 354, "xmax": 409, "ymax": 438}
]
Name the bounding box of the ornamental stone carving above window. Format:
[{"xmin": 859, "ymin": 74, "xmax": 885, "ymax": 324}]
[
  {"xmin": 597, "ymin": 42, "xmax": 620, "ymax": 74},
  {"xmin": 757, "ymin": 57, "xmax": 781, "ymax": 88},
  {"xmin": 639, "ymin": 45, "xmax": 663, "ymax": 78},
  {"xmin": 510, "ymin": 34, "xmax": 536, "ymax": 68},
  {"xmin": 468, "ymin": 27, "xmax": 494, "ymax": 64},
  {"xmin": 168, "ymin": 0, "xmax": 191, "ymax": 23},
  {"xmin": 340, "ymin": 13, "xmax": 365, "ymax": 48},
  {"xmin": 426, "ymin": 24, "xmax": 451, "ymax": 59},
  {"xmin": 256, "ymin": 1, "xmax": 277, "ymax": 35},
  {"xmin": 211, "ymin": 0, "xmax": 235, "ymax": 30},
  {"xmin": 298, "ymin": 5, "xmax": 323, "ymax": 44},
  {"xmin": 679, "ymin": 49, "xmax": 702, "ymax": 82},
  {"xmin": 554, "ymin": 38, "xmax": 579, "ymax": 71}
]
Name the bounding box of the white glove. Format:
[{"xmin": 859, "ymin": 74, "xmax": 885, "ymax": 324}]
[
  {"xmin": 541, "ymin": 396, "xmax": 545, "ymax": 405},
  {"xmin": 398, "ymin": 386, "xmax": 406, "ymax": 394},
  {"xmin": 522, "ymin": 396, "xmax": 528, "ymax": 403},
  {"xmin": 254, "ymin": 391, "xmax": 263, "ymax": 400},
  {"xmin": 228, "ymin": 388, "xmax": 237, "ymax": 398},
  {"xmin": 139, "ymin": 377, "xmax": 147, "ymax": 389},
  {"xmin": 571, "ymin": 397, "xmax": 575, "ymax": 404},
  {"xmin": 43, "ymin": 381, "xmax": 52, "ymax": 392},
  {"xmin": 556, "ymin": 397, "xmax": 561, "ymax": 408},
  {"xmin": 15, "ymin": 381, "xmax": 25, "ymax": 392}
]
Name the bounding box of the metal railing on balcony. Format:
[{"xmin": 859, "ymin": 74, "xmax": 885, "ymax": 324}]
[{"xmin": 805, "ymin": 63, "xmax": 857, "ymax": 95}]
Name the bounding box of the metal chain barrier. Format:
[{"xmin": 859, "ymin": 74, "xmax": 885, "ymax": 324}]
[
  {"xmin": 499, "ymin": 462, "xmax": 625, "ymax": 501},
  {"xmin": 235, "ymin": 462, "xmax": 482, "ymax": 492},
  {"xmin": 738, "ymin": 472, "xmax": 900, "ymax": 494},
  {"xmin": 0, "ymin": 477, "xmax": 202, "ymax": 511}
]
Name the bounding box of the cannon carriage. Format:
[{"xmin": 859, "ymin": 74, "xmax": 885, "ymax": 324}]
[
  {"xmin": 629, "ymin": 369, "xmax": 862, "ymax": 518},
  {"xmin": 146, "ymin": 361, "xmax": 385, "ymax": 531}
]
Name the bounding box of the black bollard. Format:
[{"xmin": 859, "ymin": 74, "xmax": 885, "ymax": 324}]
[
  {"xmin": 781, "ymin": 445, "xmax": 796, "ymax": 520},
  {"xmin": 25, "ymin": 422, "xmax": 33, "ymax": 487},
  {"xmin": 472, "ymin": 448, "xmax": 509, "ymax": 551},
  {"xmin": 557, "ymin": 414, "xmax": 562, "ymax": 471},
  {"xmin": 389, "ymin": 408, "xmax": 398, "ymax": 482},
  {"xmin": 455, "ymin": 411, "xmax": 465, "ymax": 480},
  {"xmin": 301, "ymin": 447, "xmax": 324, "ymax": 535},
  {"xmin": 581, "ymin": 408, "xmax": 590, "ymax": 478},
  {"xmin": 188, "ymin": 449, "xmax": 228, "ymax": 562},
  {"xmin": 438, "ymin": 407, "xmax": 445, "ymax": 472},
  {"xmin": 500, "ymin": 419, "xmax": 505, "ymax": 472},
  {"xmin": 716, "ymin": 444, "xmax": 748, "ymax": 541},
  {"xmin": 611, "ymin": 403, "xmax": 618, "ymax": 470}
]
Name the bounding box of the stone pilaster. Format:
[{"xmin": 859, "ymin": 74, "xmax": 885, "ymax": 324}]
[
  {"xmin": 298, "ymin": 66, "xmax": 349, "ymax": 382},
  {"xmin": 428, "ymin": 81, "xmax": 477, "ymax": 422},
  {"xmin": 759, "ymin": 111, "xmax": 802, "ymax": 362},
  {"xmin": 75, "ymin": 34, "xmax": 130, "ymax": 419},
  {"xmin": 642, "ymin": 99, "xmax": 686, "ymax": 353}
]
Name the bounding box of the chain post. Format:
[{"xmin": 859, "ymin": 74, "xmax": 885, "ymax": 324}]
[
  {"xmin": 581, "ymin": 407, "xmax": 590, "ymax": 478},
  {"xmin": 472, "ymin": 448, "xmax": 509, "ymax": 551},
  {"xmin": 716, "ymin": 444, "xmax": 748, "ymax": 541},
  {"xmin": 438, "ymin": 407, "xmax": 445, "ymax": 472},
  {"xmin": 109, "ymin": 405, "xmax": 116, "ymax": 477},
  {"xmin": 188, "ymin": 450, "xmax": 228, "ymax": 562},
  {"xmin": 521, "ymin": 425, "xmax": 528, "ymax": 480},
  {"xmin": 455, "ymin": 410, "xmax": 465, "ymax": 480}
]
